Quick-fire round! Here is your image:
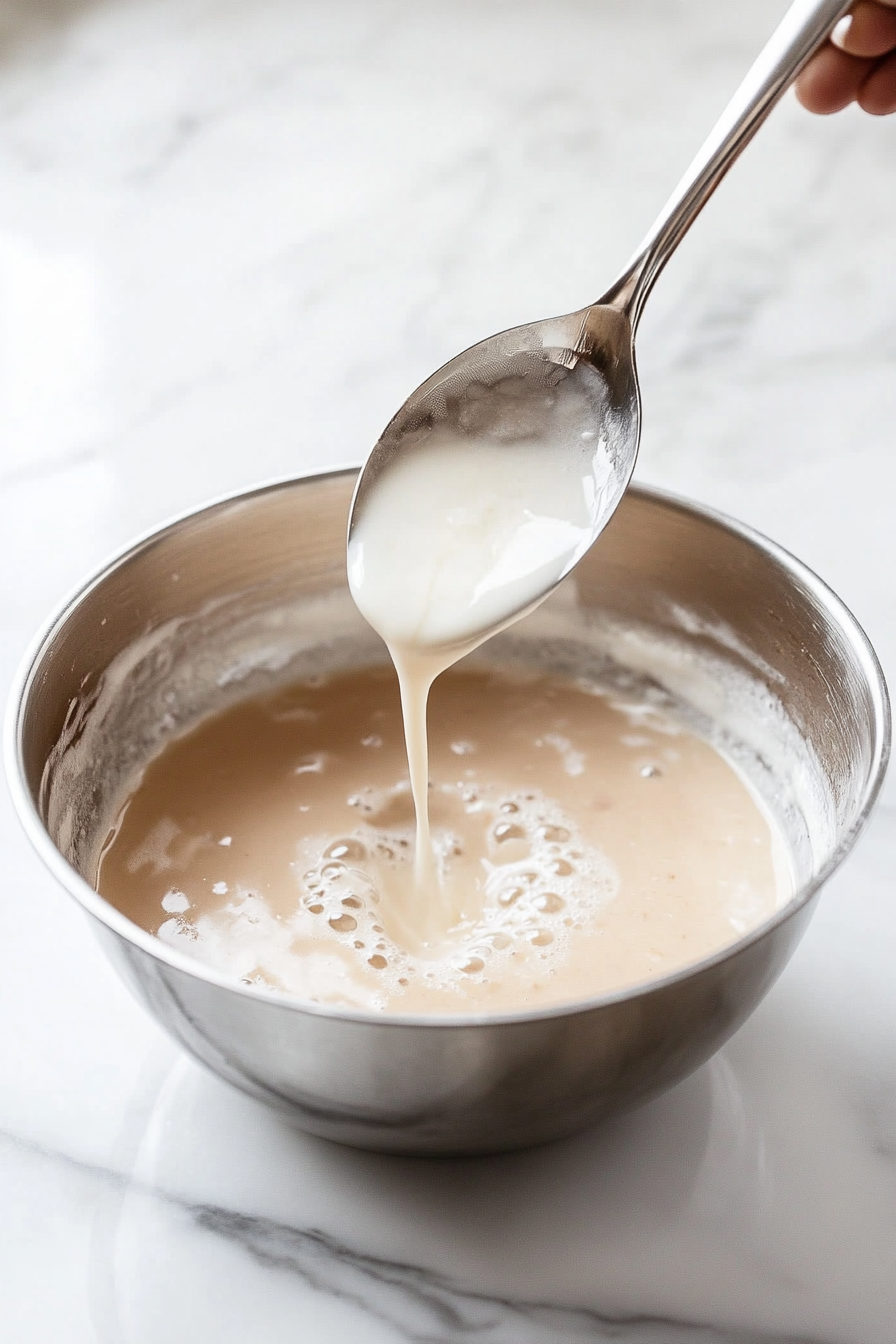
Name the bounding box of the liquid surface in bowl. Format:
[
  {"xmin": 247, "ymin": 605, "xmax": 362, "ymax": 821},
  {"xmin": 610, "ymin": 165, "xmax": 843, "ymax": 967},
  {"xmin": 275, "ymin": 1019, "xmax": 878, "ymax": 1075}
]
[{"xmin": 95, "ymin": 664, "xmax": 791, "ymax": 1014}]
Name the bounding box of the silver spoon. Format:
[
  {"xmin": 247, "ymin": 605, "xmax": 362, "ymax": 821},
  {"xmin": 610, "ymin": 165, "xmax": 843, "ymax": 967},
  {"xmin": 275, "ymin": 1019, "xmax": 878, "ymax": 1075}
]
[{"xmin": 349, "ymin": 0, "xmax": 850, "ymax": 630}]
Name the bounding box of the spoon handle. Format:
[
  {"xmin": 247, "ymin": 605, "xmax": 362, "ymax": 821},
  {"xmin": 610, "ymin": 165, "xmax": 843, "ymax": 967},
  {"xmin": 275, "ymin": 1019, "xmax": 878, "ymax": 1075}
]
[{"xmin": 603, "ymin": 0, "xmax": 852, "ymax": 328}]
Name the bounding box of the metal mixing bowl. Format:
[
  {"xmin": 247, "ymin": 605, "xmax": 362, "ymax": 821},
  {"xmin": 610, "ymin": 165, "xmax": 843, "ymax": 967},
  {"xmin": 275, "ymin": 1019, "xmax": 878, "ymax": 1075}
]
[{"xmin": 5, "ymin": 471, "xmax": 889, "ymax": 1154}]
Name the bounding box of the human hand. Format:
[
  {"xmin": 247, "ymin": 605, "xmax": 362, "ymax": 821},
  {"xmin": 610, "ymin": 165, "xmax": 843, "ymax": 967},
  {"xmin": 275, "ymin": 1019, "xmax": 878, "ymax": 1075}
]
[{"xmin": 796, "ymin": 1, "xmax": 896, "ymax": 113}]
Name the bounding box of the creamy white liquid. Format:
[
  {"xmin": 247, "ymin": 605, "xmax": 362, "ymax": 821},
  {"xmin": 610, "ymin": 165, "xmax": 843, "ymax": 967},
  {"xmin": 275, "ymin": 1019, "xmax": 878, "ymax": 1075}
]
[
  {"xmin": 348, "ymin": 419, "xmax": 616, "ymax": 913},
  {"xmin": 348, "ymin": 436, "xmax": 602, "ymax": 652}
]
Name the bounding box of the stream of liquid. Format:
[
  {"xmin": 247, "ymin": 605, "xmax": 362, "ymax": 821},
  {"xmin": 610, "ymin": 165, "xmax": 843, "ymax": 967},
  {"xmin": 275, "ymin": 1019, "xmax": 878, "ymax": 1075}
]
[{"xmin": 348, "ymin": 418, "xmax": 614, "ymax": 918}]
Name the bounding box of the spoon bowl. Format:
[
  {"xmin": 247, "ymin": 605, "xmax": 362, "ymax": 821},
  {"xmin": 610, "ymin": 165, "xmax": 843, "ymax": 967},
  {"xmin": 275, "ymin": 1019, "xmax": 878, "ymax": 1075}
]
[{"xmin": 348, "ymin": 302, "xmax": 638, "ymax": 651}]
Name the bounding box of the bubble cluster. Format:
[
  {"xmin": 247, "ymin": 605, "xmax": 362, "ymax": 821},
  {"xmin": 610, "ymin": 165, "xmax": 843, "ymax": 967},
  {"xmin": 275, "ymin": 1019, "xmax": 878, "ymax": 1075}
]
[
  {"xmin": 157, "ymin": 782, "xmax": 618, "ymax": 1010},
  {"xmin": 305, "ymin": 784, "xmax": 615, "ymax": 1003}
]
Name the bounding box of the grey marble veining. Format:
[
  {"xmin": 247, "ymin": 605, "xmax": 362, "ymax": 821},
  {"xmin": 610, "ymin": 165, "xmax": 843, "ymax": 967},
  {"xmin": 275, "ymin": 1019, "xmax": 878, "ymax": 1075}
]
[{"xmin": 2, "ymin": 1, "xmax": 895, "ymax": 1341}]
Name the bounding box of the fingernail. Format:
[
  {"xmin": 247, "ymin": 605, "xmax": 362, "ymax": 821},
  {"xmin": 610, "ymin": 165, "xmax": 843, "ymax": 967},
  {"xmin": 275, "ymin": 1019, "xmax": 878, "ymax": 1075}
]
[{"xmin": 831, "ymin": 14, "xmax": 853, "ymax": 49}]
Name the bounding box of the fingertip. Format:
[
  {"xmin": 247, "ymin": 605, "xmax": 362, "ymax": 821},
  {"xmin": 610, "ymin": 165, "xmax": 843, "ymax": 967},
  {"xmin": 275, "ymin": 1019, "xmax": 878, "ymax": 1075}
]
[
  {"xmin": 831, "ymin": 1, "xmax": 896, "ymax": 58},
  {"xmin": 858, "ymin": 49, "xmax": 896, "ymax": 112},
  {"xmin": 796, "ymin": 46, "xmax": 872, "ymax": 112},
  {"xmin": 794, "ymin": 72, "xmax": 841, "ymax": 114}
]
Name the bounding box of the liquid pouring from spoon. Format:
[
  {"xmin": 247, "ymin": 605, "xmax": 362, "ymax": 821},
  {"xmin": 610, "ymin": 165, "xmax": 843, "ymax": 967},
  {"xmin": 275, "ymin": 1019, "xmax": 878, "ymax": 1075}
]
[{"xmin": 348, "ymin": 0, "xmax": 851, "ymax": 922}]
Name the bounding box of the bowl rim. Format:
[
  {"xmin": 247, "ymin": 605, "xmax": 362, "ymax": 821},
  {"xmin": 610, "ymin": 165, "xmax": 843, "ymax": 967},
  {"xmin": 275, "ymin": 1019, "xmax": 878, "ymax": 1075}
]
[{"xmin": 5, "ymin": 467, "xmax": 891, "ymax": 1028}]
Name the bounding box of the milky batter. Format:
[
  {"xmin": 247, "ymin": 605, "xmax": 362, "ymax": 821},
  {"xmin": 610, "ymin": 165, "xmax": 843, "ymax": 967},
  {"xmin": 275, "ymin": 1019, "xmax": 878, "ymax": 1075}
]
[
  {"xmin": 348, "ymin": 379, "xmax": 618, "ymax": 902},
  {"xmin": 95, "ymin": 664, "xmax": 791, "ymax": 1014}
]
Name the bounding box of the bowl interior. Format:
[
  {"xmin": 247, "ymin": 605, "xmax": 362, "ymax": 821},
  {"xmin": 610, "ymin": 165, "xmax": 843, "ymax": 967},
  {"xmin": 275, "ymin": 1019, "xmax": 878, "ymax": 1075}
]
[{"xmin": 15, "ymin": 472, "xmax": 890, "ymax": 973}]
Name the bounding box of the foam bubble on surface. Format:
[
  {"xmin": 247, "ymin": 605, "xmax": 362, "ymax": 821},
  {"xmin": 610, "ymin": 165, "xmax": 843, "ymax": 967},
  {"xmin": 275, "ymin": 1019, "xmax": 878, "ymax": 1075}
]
[{"xmin": 165, "ymin": 783, "xmax": 619, "ymax": 1010}]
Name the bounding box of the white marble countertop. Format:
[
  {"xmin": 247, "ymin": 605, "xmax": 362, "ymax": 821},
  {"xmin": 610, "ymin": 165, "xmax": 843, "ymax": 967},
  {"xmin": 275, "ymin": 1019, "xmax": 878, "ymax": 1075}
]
[{"xmin": 2, "ymin": 1, "xmax": 895, "ymax": 1340}]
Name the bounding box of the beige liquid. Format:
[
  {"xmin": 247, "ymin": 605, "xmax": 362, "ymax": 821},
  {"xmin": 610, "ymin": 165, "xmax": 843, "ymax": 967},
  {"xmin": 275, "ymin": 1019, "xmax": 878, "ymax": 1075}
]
[{"xmin": 96, "ymin": 665, "xmax": 790, "ymax": 1015}]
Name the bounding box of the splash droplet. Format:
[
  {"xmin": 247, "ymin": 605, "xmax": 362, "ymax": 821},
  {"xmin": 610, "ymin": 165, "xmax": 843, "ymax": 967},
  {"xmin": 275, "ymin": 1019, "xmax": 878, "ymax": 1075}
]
[{"xmin": 368, "ymin": 954, "xmax": 388, "ymax": 970}]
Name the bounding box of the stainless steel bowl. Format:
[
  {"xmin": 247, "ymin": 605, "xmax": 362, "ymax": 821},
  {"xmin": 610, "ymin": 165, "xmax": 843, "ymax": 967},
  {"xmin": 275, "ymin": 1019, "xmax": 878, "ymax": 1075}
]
[{"xmin": 5, "ymin": 471, "xmax": 889, "ymax": 1155}]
